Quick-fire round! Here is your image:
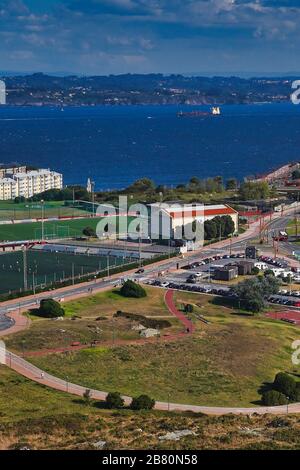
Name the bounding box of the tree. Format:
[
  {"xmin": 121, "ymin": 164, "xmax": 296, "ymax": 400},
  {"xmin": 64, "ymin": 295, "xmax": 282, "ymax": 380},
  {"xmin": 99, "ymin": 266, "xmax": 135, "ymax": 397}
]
[
  {"xmin": 292, "ymin": 169, "xmax": 300, "ymax": 180},
  {"xmin": 226, "ymin": 178, "xmax": 238, "ymax": 191},
  {"xmin": 239, "ymin": 181, "xmax": 270, "ymax": 201},
  {"xmin": 38, "ymin": 299, "xmax": 65, "ymax": 318},
  {"xmin": 130, "ymin": 394, "xmax": 155, "ymax": 410},
  {"xmin": 105, "ymin": 392, "xmax": 125, "ymax": 409},
  {"xmin": 262, "ymin": 390, "xmax": 288, "ymax": 406},
  {"xmin": 14, "ymin": 196, "xmax": 26, "ymax": 204},
  {"xmin": 273, "ymin": 373, "xmax": 298, "ymax": 399},
  {"xmin": 204, "ymin": 219, "xmax": 217, "ymax": 240},
  {"xmin": 233, "ymin": 275, "xmax": 281, "ymax": 313},
  {"xmin": 82, "ymin": 226, "xmax": 96, "ymax": 238},
  {"xmin": 120, "ymin": 280, "xmax": 147, "ymax": 298},
  {"xmin": 127, "ymin": 178, "xmax": 155, "ymax": 193}
]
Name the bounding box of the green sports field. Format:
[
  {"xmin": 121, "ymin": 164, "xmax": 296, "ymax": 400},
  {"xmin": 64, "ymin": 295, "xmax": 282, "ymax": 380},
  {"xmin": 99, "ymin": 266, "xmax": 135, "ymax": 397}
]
[
  {"xmin": 0, "ymin": 201, "xmax": 87, "ymax": 221},
  {"xmin": 0, "ymin": 215, "xmax": 136, "ymax": 241},
  {"xmin": 0, "ymin": 250, "xmax": 130, "ymax": 294}
]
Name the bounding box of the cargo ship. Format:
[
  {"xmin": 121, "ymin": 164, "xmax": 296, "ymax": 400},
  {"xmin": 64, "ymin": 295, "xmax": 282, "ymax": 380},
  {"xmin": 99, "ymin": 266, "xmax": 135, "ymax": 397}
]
[{"xmin": 177, "ymin": 106, "xmax": 221, "ymax": 118}]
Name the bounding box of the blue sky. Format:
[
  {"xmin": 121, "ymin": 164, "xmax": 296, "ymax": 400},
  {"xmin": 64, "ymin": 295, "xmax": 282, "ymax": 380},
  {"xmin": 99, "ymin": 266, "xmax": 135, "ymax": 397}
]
[{"xmin": 0, "ymin": 0, "xmax": 299, "ymax": 75}]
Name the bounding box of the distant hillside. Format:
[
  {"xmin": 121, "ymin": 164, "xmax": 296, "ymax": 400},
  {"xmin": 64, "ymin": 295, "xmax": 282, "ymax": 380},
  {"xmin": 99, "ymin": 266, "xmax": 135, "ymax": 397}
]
[{"xmin": 0, "ymin": 72, "xmax": 296, "ymax": 106}]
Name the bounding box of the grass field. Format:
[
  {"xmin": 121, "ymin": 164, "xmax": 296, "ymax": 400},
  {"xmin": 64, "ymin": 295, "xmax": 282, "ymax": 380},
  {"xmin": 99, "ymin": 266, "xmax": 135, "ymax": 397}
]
[
  {"xmin": 2, "ymin": 366, "xmax": 300, "ymax": 450},
  {"xmin": 0, "ymin": 201, "xmax": 87, "ymax": 221},
  {"xmin": 0, "ymin": 250, "xmax": 130, "ymax": 294},
  {"xmin": 0, "ymin": 217, "xmax": 104, "ymax": 241},
  {"xmin": 5, "ymin": 287, "xmax": 179, "ymax": 352},
  {"xmin": 0, "ymin": 215, "xmax": 136, "ymax": 241},
  {"xmin": 20, "ymin": 289, "xmax": 300, "ymax": 408}
]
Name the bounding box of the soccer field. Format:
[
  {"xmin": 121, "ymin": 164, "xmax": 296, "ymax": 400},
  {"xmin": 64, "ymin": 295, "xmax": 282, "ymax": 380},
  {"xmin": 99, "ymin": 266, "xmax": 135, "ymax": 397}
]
[
  {"xmin": 0, "ymin": 201, "xmax": 87, "ymax": 221},
  {"xmin": 0, "ymin": 250, "xmax": 129, "ymax": 295},
  {"xmin": 0, "ymin": 216, "xmax": 137, "ymax": 241}
]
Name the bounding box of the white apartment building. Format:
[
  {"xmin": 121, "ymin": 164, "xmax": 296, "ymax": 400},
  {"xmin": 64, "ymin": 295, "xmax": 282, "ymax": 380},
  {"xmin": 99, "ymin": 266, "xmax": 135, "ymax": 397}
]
[{"xmin": 0, "ymin": 169, "xmax": 63, "ymax": 200}]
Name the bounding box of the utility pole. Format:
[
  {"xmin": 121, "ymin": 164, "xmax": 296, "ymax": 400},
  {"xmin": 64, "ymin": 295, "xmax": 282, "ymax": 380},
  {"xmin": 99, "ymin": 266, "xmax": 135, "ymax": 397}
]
[
  {"xmin": 72, "ymin": 263, "xmax": 75, "ymax": 285},
  {"xmin": 22, "ymin": 245, "xmax": 28, "ymax": 291},
  {"xmin": 107, "ymin": 254, "xmax": 110, "ymax": 277},
  {"xmin": 32, "ymin": 272, "xmax": 36, "ymax": 295},
  {"xmin": 139, "ymin": 235, "xmax": 142, "ymax": 267},
  {"xmin": 91, "ymin": 181, "xmax": 95, "ymax": 217}
]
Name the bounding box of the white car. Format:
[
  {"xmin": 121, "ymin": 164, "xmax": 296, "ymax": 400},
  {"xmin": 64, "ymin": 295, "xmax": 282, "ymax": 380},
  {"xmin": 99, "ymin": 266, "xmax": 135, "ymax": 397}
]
[{"xmin": 160, "ymin": 282, "xmax": 170, "ymax": 288}]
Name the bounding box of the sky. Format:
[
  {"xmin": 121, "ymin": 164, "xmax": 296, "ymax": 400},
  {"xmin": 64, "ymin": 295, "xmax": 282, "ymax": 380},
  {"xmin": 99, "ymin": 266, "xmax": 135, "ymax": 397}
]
[{"xmin": 0, "ymin": 0, "xmax": 300, "ymax": 76}]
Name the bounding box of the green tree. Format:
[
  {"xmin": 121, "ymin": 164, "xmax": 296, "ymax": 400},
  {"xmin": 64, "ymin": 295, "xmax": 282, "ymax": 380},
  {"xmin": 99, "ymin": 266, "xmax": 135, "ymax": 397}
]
[
  {"xmin": 273, "ymin": 373, "xmax": 297, "ymax": 399},
  {"xmin": 127, "ymin": 178, "xmax": 155, "ymax": 193},
  {"xmin": 130, "ymin": 394, "xmax": 155, "ymax": 410},
  {"xmin": 120, "ymin": 280, "xmax": 147, "ymax": 298},
  {"xmin": 239, "ymin": 181, "xmax": 270, "ymax": 201},
  {"xmin": 105, "ymin": 392, "xmax": 125, "ymax": 409},
  {"xmin": 292, "ymin": 169, "xmax": 300, "ymax": 180},
  {"xmin": 204, "ymin": 219, "xmax": 217, "ymax": 240},
  {"xmin": 226, "ymin": 178, "xmax": 238, "ymax": 190},
  {"xmin": 38, "ymin": 299, "xmax": 65, "ymax": 318}
]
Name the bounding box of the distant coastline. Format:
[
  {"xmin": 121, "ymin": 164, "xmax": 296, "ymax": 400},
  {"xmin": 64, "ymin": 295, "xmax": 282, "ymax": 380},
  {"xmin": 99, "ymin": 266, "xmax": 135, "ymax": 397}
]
[{"xmin": 0, "ymin": 73, "xmax": 295, "ymax": 107}]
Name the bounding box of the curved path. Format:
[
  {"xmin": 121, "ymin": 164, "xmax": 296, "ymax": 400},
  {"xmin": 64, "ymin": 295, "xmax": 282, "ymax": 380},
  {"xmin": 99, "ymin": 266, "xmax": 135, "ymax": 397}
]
[
  {"xmin": 4, "ymin": 350, "xmax": 300, "ymax": 415},
  {"xmin": 2, "ymin": 290, "xmax": 300, "ymax": 415},
  {"xmin": 164, "ymin": 289, "xmax": 195, "ymax": 333}
]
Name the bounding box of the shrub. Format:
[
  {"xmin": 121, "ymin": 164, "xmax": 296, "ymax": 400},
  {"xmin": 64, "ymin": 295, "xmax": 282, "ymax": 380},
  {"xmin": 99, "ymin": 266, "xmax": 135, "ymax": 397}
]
[
  {"xmin": 83, "ymin": 389, "xmax": 92, "ymax": 405},
  {"xmin": 130, "ymin": 394, "xmax": 155, "ymax": 410},
  {"xmin": 38, "ymin": 299, "xmax": 65, "ymax": 318},
  {"xmin": 262, "ymin": 390, "xmax": 288, "ymax": 406},
  {"xmin": 251, "ymin": 267, "xmax": 260, "ymax": 275},
  {"xmin": 82, "ymin": 226, "xmax": 96, "ymax": 237},
  {"xmin": 114, "ymin": 310, "xmax": 170, "ymax": 329},
  {"xmin": 184, "ymin": 304, "xmax": 194, "ymax": 313},
  {"xmin": 119, "ymin": 280, "xmax": 147, "ymax": 298},
  {"xmin": 105, "ymin": 392, "xmax": 125, "ymax": 409},
  {"xmin": 273, "ymin": 373, "xmax": 297, "ymax": 399}
]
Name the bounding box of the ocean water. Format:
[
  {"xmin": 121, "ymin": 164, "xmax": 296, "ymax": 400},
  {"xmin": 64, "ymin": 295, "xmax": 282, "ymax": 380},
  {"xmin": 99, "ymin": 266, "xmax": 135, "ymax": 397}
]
[{"xmin": 0, "ymin": 103, "xmax": 299, "ymax": 190}]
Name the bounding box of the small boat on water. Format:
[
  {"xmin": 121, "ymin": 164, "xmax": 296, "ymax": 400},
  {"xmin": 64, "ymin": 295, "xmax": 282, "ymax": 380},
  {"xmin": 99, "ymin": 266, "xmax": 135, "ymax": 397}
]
[{"xmin": 177, "ymin": 106, "xmax": 221, "ymax": 117}]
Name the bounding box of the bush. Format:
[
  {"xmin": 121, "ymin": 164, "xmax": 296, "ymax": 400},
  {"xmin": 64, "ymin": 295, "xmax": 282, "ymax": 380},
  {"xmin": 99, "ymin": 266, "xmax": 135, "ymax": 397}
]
[
  {"xmin": 119, "ymin": 280, "xmax": 147, "ymax": 298},
  {"xmin": 114, "ymin": 310, "xmax": 171, "ymax": 329},
  {"xmin": 184, "ymin": 304, "xmax": 194, "ymax": 313},
  {"xmin": 251, "ymin": 267, "xmax": 260, "ymax": 275},
  {"xmin": 38, "ymin": 299, "xmax": 65, "ymax": 318},
  {"xmin": 273, "ymin": 372, "xmax": 297, "ymax": 399},
  {"xmin": 262, "ymin": 390, "xmax": 288, "ymax": 406},
  {"xmin": 82, "ymin": 226, "xmax": 96, "ymax": 237},
  {"xmin": 130, "ymin": 394, "xmax": 155, "ymax": 410},
  {"xmin": 105, "ymin": 392, "xmax": 125, "ymax": 409}
]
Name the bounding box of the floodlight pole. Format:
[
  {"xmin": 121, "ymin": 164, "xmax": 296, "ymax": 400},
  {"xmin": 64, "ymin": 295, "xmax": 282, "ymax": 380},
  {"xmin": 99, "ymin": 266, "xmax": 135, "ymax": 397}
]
[
  {"xmin": 41, "ymin": 199, "xmax": 45, "ymax": 241},
  {"xmin": 22, "ymin": 245, "xmax": 28, "ymax": 292}
]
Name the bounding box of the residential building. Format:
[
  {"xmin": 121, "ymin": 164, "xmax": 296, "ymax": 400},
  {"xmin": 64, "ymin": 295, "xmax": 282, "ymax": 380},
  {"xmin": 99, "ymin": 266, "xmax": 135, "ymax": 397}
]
[{"xmin": 0, "ymin": 168, "xmax": 63, "ymax": 200}]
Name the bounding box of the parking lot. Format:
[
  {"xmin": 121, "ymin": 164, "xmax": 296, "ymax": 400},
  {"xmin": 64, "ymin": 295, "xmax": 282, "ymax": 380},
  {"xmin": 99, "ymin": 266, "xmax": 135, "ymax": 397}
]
[{"xmin": 143, "ymin": 252, "xmax": 300, "ymax": 308}]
